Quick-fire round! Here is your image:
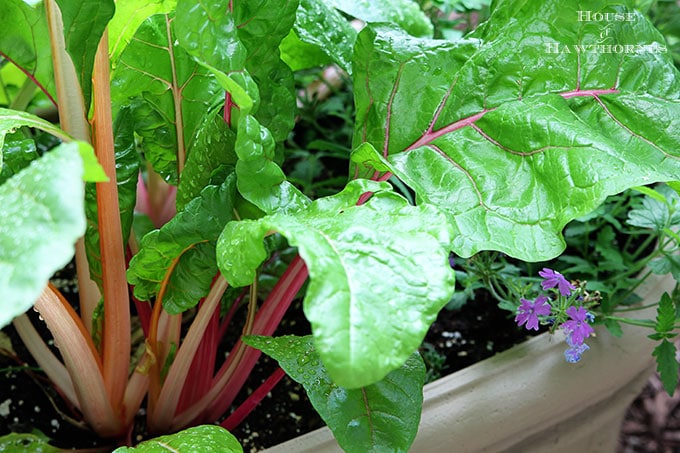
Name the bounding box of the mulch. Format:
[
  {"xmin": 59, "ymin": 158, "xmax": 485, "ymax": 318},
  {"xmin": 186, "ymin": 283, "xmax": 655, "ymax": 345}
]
[{"xmin": 618, "ymin": 372, "xmax": 680, "ymax": 453}]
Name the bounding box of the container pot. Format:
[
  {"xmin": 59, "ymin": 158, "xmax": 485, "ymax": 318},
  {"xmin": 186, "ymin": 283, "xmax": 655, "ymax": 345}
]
[{"xmin": 264, "ymin": 271, "xmax": 676, "ymax": 452}]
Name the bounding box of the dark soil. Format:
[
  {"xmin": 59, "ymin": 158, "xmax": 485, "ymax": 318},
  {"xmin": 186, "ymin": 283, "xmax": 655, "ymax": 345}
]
[{"xmin": 0, "ymin": 265, "xmax": 676, "ymax": 452}]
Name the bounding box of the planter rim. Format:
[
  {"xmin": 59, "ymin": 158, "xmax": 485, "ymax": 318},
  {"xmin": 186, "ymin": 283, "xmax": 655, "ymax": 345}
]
[{"xmin": 263, "ymin": 271, "xmax": 676, "ymax": 452}]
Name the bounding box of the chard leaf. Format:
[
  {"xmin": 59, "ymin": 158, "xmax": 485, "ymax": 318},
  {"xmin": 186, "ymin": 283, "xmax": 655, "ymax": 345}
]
[
  {"xmin": 352, "ymin": 2, "xmax": 680, "ymax": 262},
  {"xmin": 234, "ymin": 0, "xmax": 299, "ymax": 142},
  {"xmin": 289, "ymin": 0, "xmax": 356, "ymax": 74},
  {"xmin": 113, "ymin": 425, "xmax": 242, "ymax": 453},
  {"xmin": 111, "ymin": 13, "xmax": 223, "ymax": 185},
  {"xmin": 217, "ymin": 179, "xmax": 455, "ymax": 388},
  {"xmin": 176, "ymin": 107, "xmax": 237, "ymax": 210},
  {"xmin": 55, "ymin": 0, "xmax": 115, "ymax": 111},
  {"xmin": 0, "ymin": 143, "xmax": 86, "ymax": 329},
  {"xmin": 279, "ymin": 30, "xmax": 333, "ymax": 72},
  {"xmin": 108, "ymin": 0, "xmax": 177, "ymax": 65},
  {"xmin": 128, "ymin": 175, "xmax": 237, "ymax": 314},
  {"xmin": 0, "ymin": 432, "xmax": 60, "ymax": 452},
  {"xmin": 0, "ymin": 0, "xmax": 56, "ymax": 105},
  {"xmin": 329, "ymin": 0, "xmax": 434, "ymax": 38},
  {"xmin": 0, "ymin": 133, "xmax": 39, "ymax": 184},
  {"xmin": 245, "ymin": 335, "xmax": 424, "ymax": 453}
]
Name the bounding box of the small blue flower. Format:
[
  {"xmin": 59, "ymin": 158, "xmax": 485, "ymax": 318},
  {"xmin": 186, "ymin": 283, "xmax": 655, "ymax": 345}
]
[{"xmin": 564, "ymin": 342, "xmax": 590, "ymax": 363}]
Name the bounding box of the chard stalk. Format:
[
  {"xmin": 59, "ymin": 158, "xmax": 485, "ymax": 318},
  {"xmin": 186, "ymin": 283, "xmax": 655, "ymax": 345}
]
[{"xmin": 92, "ymin": 30, "xmax": 131, "ymax": 408}]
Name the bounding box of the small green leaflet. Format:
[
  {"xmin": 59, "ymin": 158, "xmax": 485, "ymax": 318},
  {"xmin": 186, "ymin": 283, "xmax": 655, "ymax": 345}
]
[{"xmin": 113, "ymin": 425, "xmax": 242, "ymax": 452}]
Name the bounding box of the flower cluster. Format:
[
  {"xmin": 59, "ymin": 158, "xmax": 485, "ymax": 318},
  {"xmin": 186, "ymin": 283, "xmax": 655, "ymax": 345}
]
[{"xmin": 515, "ymin": 268, "xmax": 595, "ymax": 363}]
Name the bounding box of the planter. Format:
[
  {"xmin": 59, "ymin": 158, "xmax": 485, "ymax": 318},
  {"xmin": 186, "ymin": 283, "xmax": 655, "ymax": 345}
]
[{"xmin": 264, "ymin": 271, "xmax": 677, "ymax": 452}]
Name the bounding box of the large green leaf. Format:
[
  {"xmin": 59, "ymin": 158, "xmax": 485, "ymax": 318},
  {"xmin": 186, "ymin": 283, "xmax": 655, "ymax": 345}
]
[
  {"xmin": 0, "ymin": 432, "xmax": 60, "ymax": 453},
  {"xmin": 128, "ymin": 175, "xmax": 237, "ymax": 314},
  {"xmin": 351, "ymin": 1, "xmax": 680, "ymax": 262},
  {"xmin": 113, "ymin": 425, "xmax": 242, "ymax": 453},
  {"xmin": 0, "ymin": 142, "xmax": 86, "ymax": 328},
  {"xmin": 108, "ymin": 0, "xmax": 177, "ymax": 65},
  {"xmin": 111, "ymin": 13, "xmax": 223, "ymax": 185},
  {"xmin": 0, "ymin": 0, "xmax": 56, "ymax": 105},
  {"xmin": 55, "ymin": 0, "xmax": 115, "ymax": 111},
  {"xmin": 0, "ymin": 132, "xmax": 39, "ymax": 184},
  {"xmin": 217, "ymin": 179, "xmax": 455, "ymax": 388},
  {"xmin": 245, "ymin": 335, "xmax": 425, "ymax": 453}
]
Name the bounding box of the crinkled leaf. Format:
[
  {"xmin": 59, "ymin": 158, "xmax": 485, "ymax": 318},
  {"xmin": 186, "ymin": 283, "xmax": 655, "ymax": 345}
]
[
  {"xmin": 0, "ymin": 432, "xmax": 60, "ymax": 453},
  {"xmin": 85, "ymin": 106, "xmax": 140, "ymax": 288},
  {"xmin": 217, "ymin": 179, "xmax": 455, "ymax": 388},
  {"xmin": 627, "ymin": 184, "xmax": 680, "ymax": 231},
  {"xmin": 0, "ymin": 132, "xmax": 39, "ymax": 184},
  {"xmin": 0, "ymin": 143, "xmax": 86, "ymax": 328},
  {"xmin": 55, "ymin": 0, "xmax": 115, "ymax": 111},
  {"xmin": 648, "ymin": 255, "xmax": 680, "ymax": 282},
  {"xmin": 352, "ymin": 1, "xmax": 680, "ymax": 262},
  {"xmin": 108, "ymin": 0, "xmax": 177, "ymax": 65},
  {"xmin": 289, "ymin": 0, "xmax": 356, "ymax": 74},
  {"xmin": 113, "ymin": 425, "xmax": 242, "ymax": 453},
  {"xmin": 329, "ymin": 0, "xmax": 433, "ymax": 38},
  {"xmin": 245, "ymin": 335, "xmax": 424, "ymax": 453},
  {"xmin": 652, "ymin": 339, "xmax": 679, "ymax": 396},
  {"xmin": 111, "ymin": 13, "xmax": 223, "ymax": 185},
  {"xmin": 176, "ymin": 107, "xmax": 237, "ymax": 210},
  {"xmin": 234, "ymin": 0, "xmax": 299, "ymax": 142},
  {"xmin": 128, "ymin": 175, "xmax": 236, "ymax": 314},
  {"xmin": 0, "ymin": 0, "xmax": 56, "ymax": 105},
  {"xmin": 234, "ymin": 115, "xmax": 310, "ymax": 214}
]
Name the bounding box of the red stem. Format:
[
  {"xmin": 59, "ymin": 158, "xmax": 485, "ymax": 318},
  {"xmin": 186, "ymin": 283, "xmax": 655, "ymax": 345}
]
[{"xmin": 220, "ymin": 367, "xmax": 286, "ymax": 431}]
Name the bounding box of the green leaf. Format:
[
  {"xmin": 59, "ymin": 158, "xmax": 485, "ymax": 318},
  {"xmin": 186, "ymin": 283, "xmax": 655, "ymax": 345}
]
[
  {"xmin": 245, "ymin": 335, "xmax": 424, "ymax": 453},
  {"xmin": 652, "ymin": 339, "xmax": 679, "ymax": 396},
  {"xmin": 279, "ymin": 29, "xmax": 333, "ymax": 72},
  {"xmin": 627, "ymin": 184, "xmax": 680, "ymax": 231},
  {"xmin": 655, "ymin": 292, "xmax": 676, "ymax": 334},
  {"xmin": 108, "ymin": 0, "xmax": 177, "ymax": 65},
  {"xmin": 0, "ymin": 0, "xmax": 56, "ymax": 105},
  {"xmin": 0, "ymin": 143, "xmax": 85, "ymax": 328},
  {"xmin": 328, "ymin": 0, "xmax": 434, "ymax": 38},
  {"xmin": 234, "ymin": 114, "xmax": 310, "ymax": 214},
  {"xmin": 176, "ymin": 107, "xmax": 237, "ymax": 210},
  {"xmin": 0, "ymin": 132, "xmax": 39, "ymax": 184},
  {"xmin": 289, "ymin": 0, "xmax": 356, "ymax": 74},
  {"xmin": 128, "ymin": 175, "xmax": 237, "ymax": 314},
  {"xmin": 648, "ymin": 255, "xmax": 680, "ymax": 282},
  {"xmin": 55, "ymin": 0, "xmax": 115, "ymax": 112},
  {"xmin": 113, "ymin": 425, "xmax": 242, "ymax": 453},
  {"xmin": 603, "ymin": 317, "xmax": 623, "ymax": 338},
  {"xmin": 217, "ymin": 179, "xmax": 455, "ymax": 388},
  {"xmin": 0, "ymin": 432, "xmax": 61, "ymax": 453},
  {"xmin": 0, "ymin": 107, "xmax": 71, "ymax": 148},
  {"xmin": 111, "ymin": 13, "xmax": 223, "ymax": 185},
  {"xmin": 351, "ymin": 2, "xmax": 680, "ymax": 262}
]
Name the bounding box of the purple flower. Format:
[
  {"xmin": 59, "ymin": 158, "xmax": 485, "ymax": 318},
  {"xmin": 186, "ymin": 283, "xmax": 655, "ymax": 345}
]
[
  {"xmin": 515, "ymin": 295, "xmax": 552, "ymax": 331},
  {"xmin": 564, "ymin": 342, "xmax": 590, "ymax": 363},
  {"xmin": 561, "ymin": 306, "xmax": 594, "ymax": 346},
  {"xmin": 539, "ymin": 268, "xmax": 576, "ymax": 296}
]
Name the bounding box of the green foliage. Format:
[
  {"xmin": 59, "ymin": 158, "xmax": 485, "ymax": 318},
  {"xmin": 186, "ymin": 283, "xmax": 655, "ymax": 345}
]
[
  {"xmin": 113, "ymin": 425, "xmax": 242, "ymax": 452},
  {"xmin": 352, "ymin": 1, "xmax": 680, "ymax": 262},
  {"xmin": 128, "ymin": 176, "xmax": 237, "ymax": 313},
  {"xmin": 245, "ymin": 335, "xmax": 424, "ymax": 453},
  {"xmin": 0, "ymin": 432, "xmax": 60, "ymax": 453},
  {"xmin": 0, "ymin": 143, "xmax": 86, "ymax": 328},
  {"xmin": 649, "ymin": 293, "xmax": 679, "ymax": 395},
  {"xmin": 218, "ymin": 179, "xmax": 455, "ymax": 388},
  {"xmin": 54, "ymin": 0, "xmax": 115, "ymax": 111}
]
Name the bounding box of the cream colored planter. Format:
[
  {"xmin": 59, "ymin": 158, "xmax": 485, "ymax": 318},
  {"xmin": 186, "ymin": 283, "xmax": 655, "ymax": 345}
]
[{"xmin": 265, "ymin": 272, "xmax": 676, "ymax": 452}]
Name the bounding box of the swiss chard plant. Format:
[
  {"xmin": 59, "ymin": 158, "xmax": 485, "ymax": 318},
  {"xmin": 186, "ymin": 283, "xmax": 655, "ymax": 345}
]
[{"xmin": 1, "ymin": 0, "xmax": 680, "ymax": 451}]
